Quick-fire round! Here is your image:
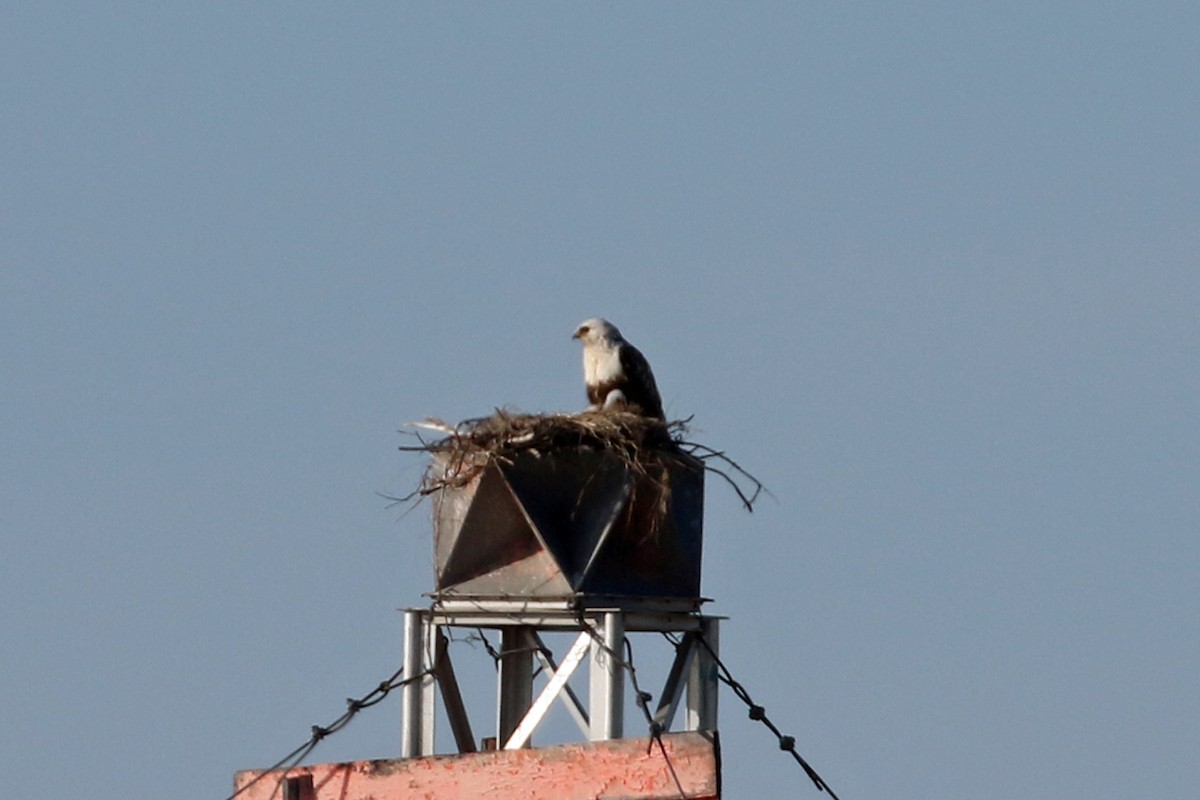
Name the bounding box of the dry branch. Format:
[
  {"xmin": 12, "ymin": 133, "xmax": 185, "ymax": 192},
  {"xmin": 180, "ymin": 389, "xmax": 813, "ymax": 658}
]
[{"xmin": 395, "ymin": 409, "xmax": 764, "ymax": 512}]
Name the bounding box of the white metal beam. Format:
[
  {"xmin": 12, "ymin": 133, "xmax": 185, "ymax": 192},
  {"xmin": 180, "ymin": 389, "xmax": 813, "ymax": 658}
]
[
  {"xmin": 401, "ymin": 609, "xmax": 435, "ymax": 757},
  {"xmin": 503, "ymin": 632, "xmax": 591, "ymax": 749},
  {"xmin": 588, "ymin": 611, "xmax": 625, "ymax": 740},
  {"xmin": 532, "ymin": 634, "xmax": 590, "ymax": 736},
  {"xmin": 686, "ymin": 617, "xmax": 719, "ymax": 731}
]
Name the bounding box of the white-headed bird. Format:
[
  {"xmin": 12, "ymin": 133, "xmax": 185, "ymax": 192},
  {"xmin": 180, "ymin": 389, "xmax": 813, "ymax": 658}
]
[{"xmin": 572, "ymin": 318, "xmax": 665, "ymax": 420}]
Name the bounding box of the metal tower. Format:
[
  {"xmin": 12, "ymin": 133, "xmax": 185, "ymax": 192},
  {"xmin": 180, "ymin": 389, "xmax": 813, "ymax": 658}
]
[
  {"xmin": 234, "ymin": 433, "xmax": 724, "ymax": 800},
  {"xmin": 399, "ymin": 445, "xmax": 720, "ymax": 756}
]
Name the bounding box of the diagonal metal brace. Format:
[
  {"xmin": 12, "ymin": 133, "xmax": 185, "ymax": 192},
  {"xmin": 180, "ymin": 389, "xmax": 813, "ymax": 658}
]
[
  {"xmin": 433, "ymin": 628, "xmax": 476, "ymax": 753},
  {"xmin": 653, "ymin": 632, "xmax": 699, "ymax": 732},
  {"xmin": 503, "ymin": 632, "xmax": 592, "ymax": 750},
  {"xmin": 531, "ymin": 632, "xmax": 590, "ymax": 736}
]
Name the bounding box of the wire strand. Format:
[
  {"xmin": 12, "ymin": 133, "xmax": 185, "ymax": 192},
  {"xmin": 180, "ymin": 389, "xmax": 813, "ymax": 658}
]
[
  {"xmin": 572, "ymin": 611, "xmax": 688, "ymax": 799},
  {"xmin": 225, "ymin": 667, "xmax": 433, "ymax": 800},
  {"xmin": 694, "ymin": 634, "xmax": 841, "ymax": 800}
]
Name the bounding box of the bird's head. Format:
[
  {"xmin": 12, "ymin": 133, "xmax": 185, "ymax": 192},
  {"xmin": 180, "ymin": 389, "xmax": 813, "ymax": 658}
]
[{"xmin": 572, "ymin": 317, "xmax": 622, "ymax": 345}]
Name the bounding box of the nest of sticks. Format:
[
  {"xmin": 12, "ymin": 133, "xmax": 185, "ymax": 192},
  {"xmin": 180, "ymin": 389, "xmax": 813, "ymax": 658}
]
[{"xmin": 395, "ymin": 409, "xmax": 764, "ymax": 511}]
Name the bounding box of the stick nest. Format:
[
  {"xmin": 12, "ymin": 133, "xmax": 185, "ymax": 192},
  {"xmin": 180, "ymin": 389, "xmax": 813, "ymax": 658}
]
[{"xmin": 396, "ymin": 409, "xmax": 764, "ymax": 511}]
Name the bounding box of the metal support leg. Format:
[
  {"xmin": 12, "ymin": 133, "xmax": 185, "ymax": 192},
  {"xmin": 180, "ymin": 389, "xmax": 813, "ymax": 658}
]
[
  {"xmin": 497, "ymin": 627, "xmax": 533, "ymax": 747},
  {"xmin": 686, "ymin": 617, "xmax": 719, "ymax": 731},
  {"xmin": 654, "ymin": 631, "xmax": 698, "ymax": 732},
  {"xmin": 589, "ymin": 611, "xmax": 625, "ymax": 740},
  {"xmin": 434, "ymin": 629, "xmax": 476, "ymax": 753},
  {"xmin": 401, "ymin": 609, "xmax": 435, "ymax": 757}
]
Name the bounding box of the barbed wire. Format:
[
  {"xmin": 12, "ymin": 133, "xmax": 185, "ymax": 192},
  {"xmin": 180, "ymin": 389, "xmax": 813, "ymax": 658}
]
[
  {"xmin": 449, "ymin": 611, "xmax": 677, "ymax": 784},
  {"xmin": 572, "ymin": 612, "xmax": 688, "ymax": 798},
  {"xmin": 466, "ymin": 626, "xmax": 554, "ymax": 667},
  {"xmin": 247, "ymin": 604, "xmax": 835, "ymax": 800},
  {"xmin": 690, "ymin": 633, "xmax": 842, "ymax": 800},
  {"xmin": 224, "ymin": 666, "xmax": 433, "ymax": 800},
  {"xmin": 449, "ymin": 602, "xmax": 834, "ymax": 798}
]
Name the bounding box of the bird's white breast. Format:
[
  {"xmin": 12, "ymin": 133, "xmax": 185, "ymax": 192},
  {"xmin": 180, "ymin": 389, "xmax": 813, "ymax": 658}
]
[{"xmin": 584, "ymin": 344, "xmax": 624, "ymax": 385}]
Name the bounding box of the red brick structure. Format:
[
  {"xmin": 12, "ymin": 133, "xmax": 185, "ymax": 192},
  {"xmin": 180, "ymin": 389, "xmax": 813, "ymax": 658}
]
[{"xmin": 235, "ymin": 731, "xmax": 719, "ymax": 800}]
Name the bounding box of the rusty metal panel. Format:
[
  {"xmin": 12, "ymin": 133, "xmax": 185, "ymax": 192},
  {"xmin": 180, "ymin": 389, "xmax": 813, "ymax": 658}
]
[
  {"xmin": 432, "ymin": 448, "xmax": 705, "ymax": 600},
  {"xmin": 234, "ymin": 731, "xmax": 720, "ymax": 800}
]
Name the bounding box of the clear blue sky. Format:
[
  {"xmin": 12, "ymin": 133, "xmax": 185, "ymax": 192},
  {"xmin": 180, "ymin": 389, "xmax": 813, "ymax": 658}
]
[{"xmin": 3, "ymin": 4, "xmax": 1197, "ymax": 798}]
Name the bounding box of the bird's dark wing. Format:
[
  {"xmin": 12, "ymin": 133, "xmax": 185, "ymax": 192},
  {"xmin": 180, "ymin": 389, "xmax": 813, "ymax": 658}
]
[{"xmin": 618, "ymin": 343, "xmax": 665, "ymax": 419}]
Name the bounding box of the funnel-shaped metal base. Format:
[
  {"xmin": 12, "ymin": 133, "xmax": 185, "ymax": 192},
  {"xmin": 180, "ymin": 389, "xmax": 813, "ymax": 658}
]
[{"xmin": 433, "ymin": 448, "xmax": 704, "ymax": 599}]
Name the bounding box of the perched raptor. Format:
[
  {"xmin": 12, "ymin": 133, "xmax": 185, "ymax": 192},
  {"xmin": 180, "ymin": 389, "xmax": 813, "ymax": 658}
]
[{"xmin": 572, "ymin": 318, "xmax": 665, "ymax": 419}]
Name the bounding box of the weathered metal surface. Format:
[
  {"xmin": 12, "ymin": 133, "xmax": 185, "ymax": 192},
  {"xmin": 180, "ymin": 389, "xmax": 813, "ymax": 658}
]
[
  {"xmin": 432, "ymin": 448, "xmax": 705, "ymax": 599},
  {"xmin": 402, "ymin": 607, "xmax": 721, "ymax": 756},
  {"xmin": 430, "ymin": 597, "xmax": 710, "ymax": 625},
  {"xmin": 234, "ymin": 731, "xmax": 720, "ymax": 800}
]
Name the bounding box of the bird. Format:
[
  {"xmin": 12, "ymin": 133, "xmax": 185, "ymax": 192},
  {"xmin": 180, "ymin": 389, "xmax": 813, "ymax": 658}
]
[{"xmin": 572, "ymin": 317, "xmax": 665, "ymax": 419}]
